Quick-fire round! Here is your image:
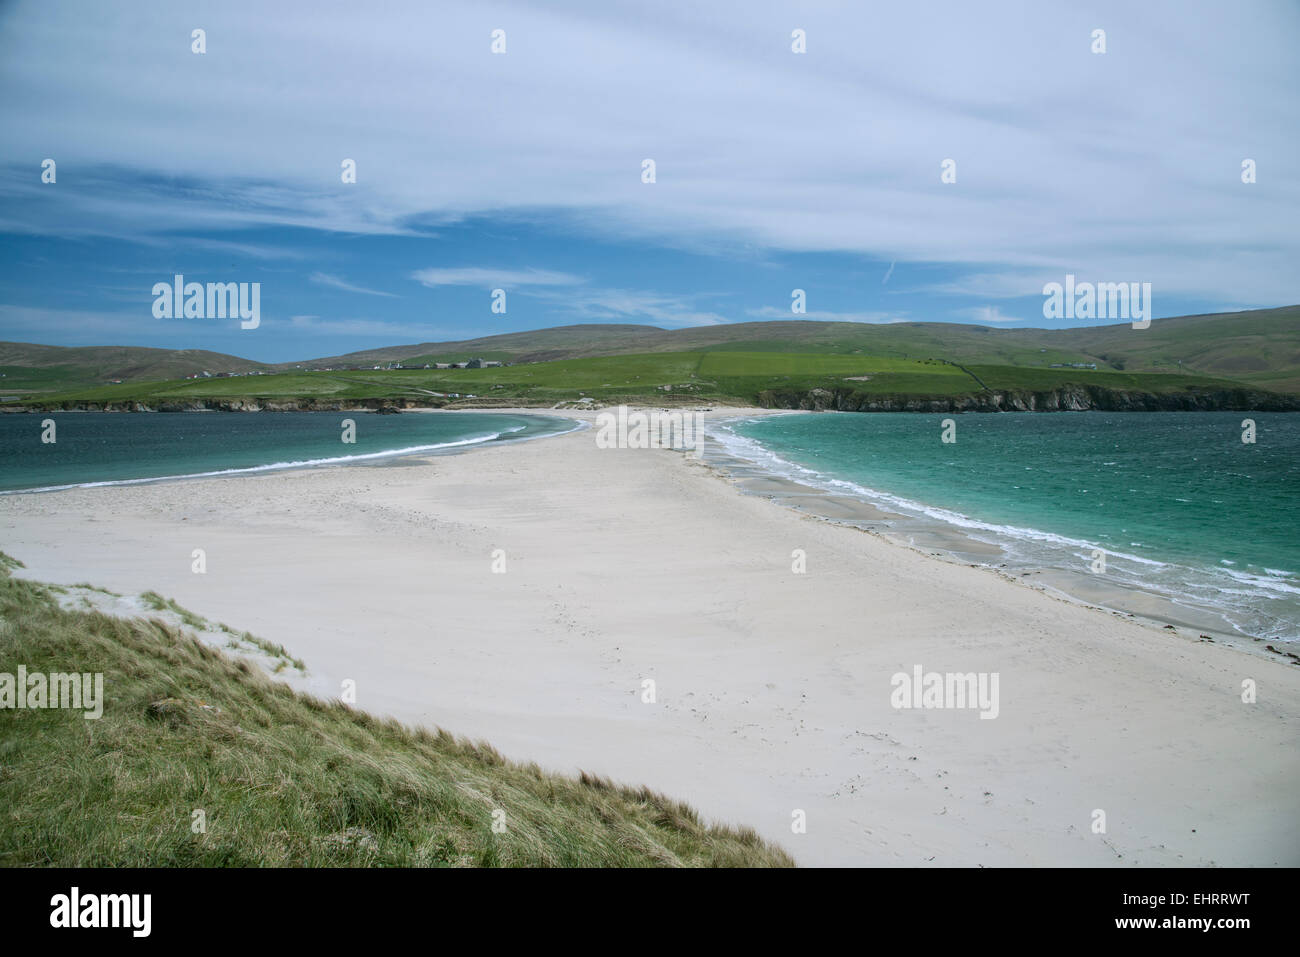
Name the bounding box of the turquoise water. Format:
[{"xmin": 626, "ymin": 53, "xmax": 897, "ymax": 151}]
[
  {"xmin": 0, "ymin": 411, "xmax": 575, "ymax": 493},
  {"xmin": 721, "ymin": 412, "xmax": 1300, "ymax": 641}
]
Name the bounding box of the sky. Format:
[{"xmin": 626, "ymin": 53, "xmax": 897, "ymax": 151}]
[{"xmin": 0, "ymin": 0, "xmax": 1297, "ymax": 362}]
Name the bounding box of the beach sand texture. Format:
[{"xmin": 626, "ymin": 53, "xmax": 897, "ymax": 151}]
[{"xmin": 2, "ymin": 409, "xmax": 1297, "ymax": 866}]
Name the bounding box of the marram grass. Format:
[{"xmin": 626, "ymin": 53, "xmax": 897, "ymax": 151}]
[{"xmin": 0, "ymin": 557, "xmax": 792, "ymax": 867}]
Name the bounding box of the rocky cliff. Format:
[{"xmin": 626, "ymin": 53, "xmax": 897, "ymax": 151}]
[
  {"xmin": 7, "ymin": 385, "xmax": 1299, "ymax": 414},
  {"xmin": 5, "ymin": 397, "xmax": 434, "ymax": 413},
  {"xmin": 756, "ymin": 385, "xmax": 1300, "ymax": 413}
]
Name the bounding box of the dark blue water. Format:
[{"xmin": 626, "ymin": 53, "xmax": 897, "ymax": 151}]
[{"xmin": 0, "ymin": 411, "xmax": 575, "ymax": 493}]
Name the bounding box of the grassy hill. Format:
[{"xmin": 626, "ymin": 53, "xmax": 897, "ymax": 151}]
[
  {"xmin": 277, "ymin": 307, "xmax": 1300, "ymax": 393},
  {"xmin": 295, "ymin": 323, "xmax": 666, "ymax": 370},
  {"xmin": 4, "ymin": 307, "xmax": 1298, "ymax": 406},
  {"xmin": 0, "ymin": 555, "xmax": 792, "ymax": 867},
  {"xmin": 15, "ymin": 348, "xmax": 1281, "ymax": 412},
  {"xmin": 0, "ymin": 342, "xmax": 268, "ymax": 396},
  {"xmin": 1050, "ymin": 307, "xmax": 1300, "ymax": 392}
]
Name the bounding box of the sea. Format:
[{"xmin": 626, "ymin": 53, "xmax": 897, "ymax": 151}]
[
  {"xmin": 0, "ymin": 411, "xmax": 577, "ymax": 494},
  {"xmin": 4, "ymin": 408, "xmax": 1296, "ymax": 644},
  {"xmin": 714, "ymin": 411, "xmax": 1300, "ymax": 643}
]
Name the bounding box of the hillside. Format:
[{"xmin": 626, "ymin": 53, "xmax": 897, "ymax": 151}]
[
  {"xmin": 3, "ymin": 307, "xmax": 1297, "ymax": 404},
  {"xmin": 0, "ymin": 555, "xmax": 792, "ymax": 867},
  {"xmin": 294, "ymin": 324, "xmax": 668, "ymax": 369},
  {"xmin": 15, "ymin": 349, "xmax": 1296, "ymax": 413},
  {"xmin": 280, "ymin": 307, "xmax": 1300, "ymax": 393},
  {"xmin": 0, "ymin": 343, "xmax": 268, "ymax": 396},
  {"xmin": 1050, "ymin": 307, "xmax": 1300, "ymax": 392}
]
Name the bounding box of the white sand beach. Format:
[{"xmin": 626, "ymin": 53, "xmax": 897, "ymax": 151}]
[{"xmin": 2, "ymin": 408, "xmax": 1297, "ymax": 867}]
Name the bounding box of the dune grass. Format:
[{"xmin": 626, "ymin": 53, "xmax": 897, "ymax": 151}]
[{"xmin": 0, "ymin": 558, "xmax": 792, "ymax": 867}]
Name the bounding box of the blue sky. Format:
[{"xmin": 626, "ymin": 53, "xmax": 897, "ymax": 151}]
[{"xmin": 1, "ymin": 0, "xmax": 1297, "ymax": 362}]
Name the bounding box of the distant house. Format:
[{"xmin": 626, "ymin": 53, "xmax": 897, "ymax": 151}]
[{"xmin": 465, "ymin": 358, "xmax": 484, "ymax": 369}]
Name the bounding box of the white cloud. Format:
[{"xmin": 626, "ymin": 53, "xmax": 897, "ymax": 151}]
[
  {"xmin": 0, "ymin": 304, "xmax": 439, "ymax": 346},
  {"xmin": 960, "ymin": 306, "xmax": 1024, "ymax": 324},
  {"xmin": 283, "ymin": 315, "xmax": 442, "ymax": 338},
  {"xmin": 745, "ymin": 306, "xmax": 909, "ymax": 324},
  {"xmin": 188, "ymin": 238, "xmax": 307, "ymax": 261},
  {"xmin": 531, "ymin": 287, "xmax": 728, "ymax": 327},
  {"xmin": 0, "ymin": 304, "xmax": 147, "ymax": 337},
  {"xmin": 0, "ymin": 1, "xmax": 1296, "ymax": 305},
  {"xmin": 309, "ymin": 272, "xmax": 398, "ymax": 297},
  {"xmin": 411, "ymin": 267, "xmax": 584, "ymax": 288}
]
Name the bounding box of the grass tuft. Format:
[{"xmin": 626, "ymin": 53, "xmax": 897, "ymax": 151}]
[{"xmin": 0, "ymin": 555, "xmax": 792, "ymax": 867}]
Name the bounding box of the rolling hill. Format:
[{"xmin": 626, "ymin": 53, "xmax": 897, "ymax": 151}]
[
  {"xmin": 2, "ymin": 307, "xmax": 1297, "ymax": 406},
  {"xmin": 0, "ymin": 343, "xmax": 269, "ymax": 396},
  {"xmin": 284, "ymin": 307, "xmax": 1300, "ymax": 393},
  {"xmin": 11, "ymin": 349, "xmax": 1295, "ymax": 414}
]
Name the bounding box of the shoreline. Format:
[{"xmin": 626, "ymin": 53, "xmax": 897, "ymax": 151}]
[
  {"xmin": 9, "ymin": 401, "xmax": 1295, "ymax": 656},
  {"xmin": 701, "ymin": 412, "xmax": 1295, "ymax": 659},
  {"xmin": 9, "ymin": 402, "xmax": 1294, "ymax": 653},
  {"xmin": 0, "ymin": 409, "xmax": 586, "ymax": 496},
  {"xmin": 1, "ymin": 405, "xmax": 1297, "ymax": 865},
  {"xmin": 7, "ymin": 384, "xmax": 1300, "ymax": 414}
]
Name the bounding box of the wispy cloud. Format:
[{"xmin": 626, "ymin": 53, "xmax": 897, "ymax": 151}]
[
  {"xmin": 0, "ymin": 304, "xmax": 146, "ymax": 337},
  {"xmin": 309, "ymin": 272, "xmax": 398, "ymax": 298},
  {"xmin": 189, "ymin": 238, "xmax": 307, "ymax": 261},
  {"xmin": 959, "ymin": 305, "xmax": 1024, "ymax": 324},
  {"xmin": 283, "ymin": 315, "xmax": 440, "ymax": 337},
  {"xmin": 1, "ymin": 2, "xmax": 1296, "ymax": 308},
  {"xmin": 533, "ymin": 287, "xmax": 728, "ymax": 327},
  {"xmin": 411, "ymin": 267, "xmax": 585, "ymax": 289},
  {"xmin": 745, "ymin": 306, "xmax": 909, "ymax": 324}
]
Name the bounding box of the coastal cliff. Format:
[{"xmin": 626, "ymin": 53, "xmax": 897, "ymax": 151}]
[
  {"xmin": 757, "ymin": 385, "xmax": 1300, "ymax": 413},
  {"xmin": 7, "ymin": 397, "xmax": 432, "ymax": 413},
  {"xmin": 6, "ymin": 385, "xmax": 1300, "ymax": 414}
]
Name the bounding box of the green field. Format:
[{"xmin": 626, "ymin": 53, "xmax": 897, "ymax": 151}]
[
  {"xmin": 5, "ymin": 306, "xmax": 1297, "ymax": 407},
  {"xmin": 285, "ymin": 306, "xmax": 1300, "ymax": 394},
  {"xmin": 11, "ymin": 348, "xmax": 1268, "ymax": 410},
  {"xmin": 0, "ymin": 365, "xmax": 98, "ymax": 394}
]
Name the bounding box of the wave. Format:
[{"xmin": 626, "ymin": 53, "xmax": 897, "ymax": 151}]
[
  {"xmin": 709, "ymin": 419, "xmax": 1164, "ymax": 566},
  {"xmin": 0, "ymin": 420, "xmax": 582, "ymax": 496},
  {"xmin": 709, "ymin": 416, "xmax": 1299, "ymax": 640}
]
